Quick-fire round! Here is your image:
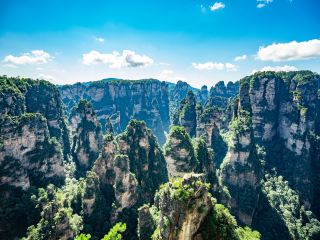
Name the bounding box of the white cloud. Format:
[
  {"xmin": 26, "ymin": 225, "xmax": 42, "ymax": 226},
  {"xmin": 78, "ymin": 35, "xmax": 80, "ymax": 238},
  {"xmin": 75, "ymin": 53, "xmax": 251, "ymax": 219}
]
[
  {"xmin": 82, "ymin": 50, "xmax": 154, "ymax": 68},
  {"xmin": 95, "ymin": 37, "xmax": 105, "ymax": 43},
  {"xmin": 3, "ymin": 50, "xmax": 52, "ymax": 65},
  {"xmin": 225, "ymin": 63, "xmax": 237, "ymax": 71},
  {"xmin": 210, "ymin": 2, "xmax": 225, "ymax": 11},
  {"xmin": 234, "ymin": 55, "xmax": 247, "ymax": 61},
  {"xmin": 158, "ymin": 69, "xmax": 185, "ymax": 81},
  {"xmin": 1, "ymin": 64, "xmax": 17, "ymax": 68},
  {"xmin": 257, "ymin": 0, "xmax": 273, "ymax": 8},
  {"xmin": 252, "ymin": 65, "xmax": 298, "ymax": 74},
  {"xmin": 37, "ymin": 74, "xmax": 56, "ymax": 82},
  {"xmin": 192, "ymin": 62, "xmax": 224, "ymax": 70},
  {"xmin": 257, "ymin": 39, "xmax": 320, "ymax": 61},
  {"xmin": 192, "ymin": 61, "xmax": 237, "ymax": 71}
]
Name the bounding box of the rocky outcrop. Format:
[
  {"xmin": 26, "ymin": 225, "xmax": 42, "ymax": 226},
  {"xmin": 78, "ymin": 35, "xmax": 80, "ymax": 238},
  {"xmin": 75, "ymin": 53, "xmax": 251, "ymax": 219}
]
[
  {"xmin": 164, "ymin": 126, "xmax": 197, "ymax": 177},
  {"xmin": 210, "ymin": 81, "xmax": 239, "ymax": 99},
  {"xmin": 86, "ymin": 120, "xmax": 168, "ymax": 238},
  {"xmin": 173, "ymin": 91, "xmax": 197, "ymax": 137},
  {"xmin": 0, "ymin": 76, "xmax": 70, "ymax": 157},
  {"xmin": 69, "ymin": 99, "xmax": 103, "ymax": 176},
  {"xmin": 198, "ymin": 85, "xmax": 209, "ymax": 105},
  {"xmin": 59, "ymin": 79, "xmax": 170, "ymax": 144},
  {"xmin": 138, "ymin": 174, "xmax": 260, "ymax": 240},
  {"xmin": 206, "ymin": 81, "xmax": 239, "ymax": 111},
  {"xmin": 169, "ymin": 80, "xmax": 199, "ymax": 124},
  {"xmin": 163, "ymin": 127, "xmax": 226, "ymax": 202},
  {"xmin": 0, "ymin": 114, "xmax": 65, "ymax": 190},
  {"xmin": 243, "ymin": 71, "xmax": 319, "ymax": 207},
  {"xmin": 220, "ymin": 71, "xmax": 320, "ymax": 229},
  {"xmin": 171, "ymin": 81, "xmax": 238, "ymax": 165},
  {"xmin": 138, "ymin": 174, "xmax": 213, "ymax": 240},
  {"xmin": 220, "ymin": 109, "xmax": 261, "ymax": 226},
  {"xmin": 0, "ymin": 76, "xmax": 68, "ymax": 239}
]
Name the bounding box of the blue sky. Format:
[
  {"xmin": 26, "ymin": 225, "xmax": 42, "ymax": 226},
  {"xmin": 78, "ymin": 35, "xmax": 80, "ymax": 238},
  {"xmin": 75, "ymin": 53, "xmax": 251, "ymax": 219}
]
[{"xmin": 0, "ymin": 0, "xmax": 319, "ymax": 88}]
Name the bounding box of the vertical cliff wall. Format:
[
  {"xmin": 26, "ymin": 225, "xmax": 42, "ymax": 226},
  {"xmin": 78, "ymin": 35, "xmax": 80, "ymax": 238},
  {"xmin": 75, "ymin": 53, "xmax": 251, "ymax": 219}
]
[{"xmin": 59, "ymin": 79, "xmax": 170, "ymax": 144}]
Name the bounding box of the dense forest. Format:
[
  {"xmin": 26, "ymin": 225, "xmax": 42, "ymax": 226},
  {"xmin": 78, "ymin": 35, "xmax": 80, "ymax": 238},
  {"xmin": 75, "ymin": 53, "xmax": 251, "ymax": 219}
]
[{"xmin": 0, "ymin": 71, "xmax": 320, "ymax": 240}]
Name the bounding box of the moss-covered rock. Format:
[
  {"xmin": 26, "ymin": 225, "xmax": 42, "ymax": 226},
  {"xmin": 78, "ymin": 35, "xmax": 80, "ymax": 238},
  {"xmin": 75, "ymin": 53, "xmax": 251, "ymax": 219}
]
[
  {"xmin": 69, "ymin": 99, "xmax": 103, "ymax": 176},
  {"xmin": 164, "ymin": 126, "xmax": 198, "ymax": 177},
  {"xmin": 138, "ymin": 174, "xmax": 260, "ymax": 240},
  {"xmin": 85, "ymin": 120, "xmax": 168, "ymax": 239}
]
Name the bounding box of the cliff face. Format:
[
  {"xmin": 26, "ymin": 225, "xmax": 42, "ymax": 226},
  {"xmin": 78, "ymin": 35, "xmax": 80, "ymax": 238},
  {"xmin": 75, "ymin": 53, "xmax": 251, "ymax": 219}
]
[
  {"xmin": 168, "ymin": 80, "xmax": 199, "ymax": 124},
  {"xmin": 0, "ymin": 76, "xmax": 67, "ymax": 239},
  {"xmin": 0, "ymin": 76, "xmax": 70, "ymax": 157},
  {"xmin": 210, "ymin": 81, "xmax": 239, "ymax": 99},
  {"xmin": 243, "ymin": 71, "xmax": 319, "ymax": 207},
  {"xmin": 163, "ymin": 126, "xmax": 226, "ymax": 202},
  {"xmin": 198, "ymin": 85, "xmax": 209, "ymax": 105},
  {"xmin": 145, "ymin": 174, "xmax": 213, "ymax": 240},
  {"xmin": 69, "ymin": 99, "xmax": 103, "ymax": 176},
  {"xmin": 207, "ymin": 81, "xmax": 239, "ymax": 110},
  {"xmin": 173, "ymin": 91, "xmax": 197, "ymax": 137},
  {"xmin": 220, "ymin": 109, "xmax": 261, "ymax": 226},
  {"xmin": 85, "ymin": 120, "xmax": 168, "ymax": 238},
  {"xmin": 0, "ymin": 114, "xmax": 65, "ymax": 190},
  {"xmin": 220, "ymin": 71, "xmax": 320, "ymax": 231},
  {"xmin": 59, "ymin": 79, "xmax": 170, "ymax": 144},
  {"xmin": 164, "ymin": 126, "xmax": 197, "ymax": 177}
]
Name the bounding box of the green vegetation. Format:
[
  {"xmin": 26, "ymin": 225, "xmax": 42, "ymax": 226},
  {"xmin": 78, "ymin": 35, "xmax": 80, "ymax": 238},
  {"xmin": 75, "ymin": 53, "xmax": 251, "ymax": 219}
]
[
  {"xmin": 174, "ymin": 90, "xmax": 197, "ymax": 137},
  {"xmin": 164, "ymin": 125, "xmax": 195, "ymax": 156},
  {"xmin": 22, "ymin": 183, "xmax": 83, "ymax": 240},
  {"xmin": 229, "ymin": 110, "xmax": 252, "ymax": 135},
  {"xmin": 117, "ymin": 119, "xmax": 168, "ymax": 203},
  {"xmin": 70, "ymin": 99, "xmax": 102, "ymax": 176},
  {"xmin": 170, "ymin": 177, "xmax": 209, "ymax": 201},
  {"xmin": 262, "ymin": 172, "xmax": 320, "ymax": 240},
  {"xmin": 163, "ymin": 125, "xmax": 198, "ymax": 173},
  {"xmin": 75, "ymin": 233, "xmax": 92, "ymax": 240},
  {"xmin": 101, "ymin": 222, "xmax": 126, "ymax": 240},
  {"xmin": 199, "ymin": 204, "xmax": 261, "ymax": 240},
  {"xmin": 75, "ymin": 222, "xmax": 126, "ymax": 240}
]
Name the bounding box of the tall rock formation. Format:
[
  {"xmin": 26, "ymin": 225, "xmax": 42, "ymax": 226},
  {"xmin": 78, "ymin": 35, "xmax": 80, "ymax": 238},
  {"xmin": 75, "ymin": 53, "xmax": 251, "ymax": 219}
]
[
  {"xmin": 173, "ymin": 91, "xmax": 197, "ymax": 137},
  {"xmin": 220, "ymin": 71, "xmax": 320, "ymax": 234},
  {"xmin": 163, "ymin": 127, "xmax": 226, "ymax": 202},
  {"xmin": 220, "ymin": 107, "xmax": 261, "ymax": 226},
  {"xmin": 138, "ymin": 174, "xmax": 260, "ymax": 240},
  {"xmin": 198, "ymin": 85, "xmax": 209, "ymax": 105},
  {"xmin": 168, "ymin": 80, "xmax": 199, "ymax": 124},
  {"xmin": 164, "ymin": 126, "xmax": 197, "ymax": 177},
  {"xmin": 0, "ymin": 76, "xmax": 67, "ymax": 239},
  {"xmin": 85, "ymin": 120, "xmax": 168, "ymax": 238},
  {"xmin": 69, "ymin": 99, "xmax": 103, "ymax": 176},
  {"xmin": 59, "ymin": 79, "xmax": 170, "ymax": 144}
]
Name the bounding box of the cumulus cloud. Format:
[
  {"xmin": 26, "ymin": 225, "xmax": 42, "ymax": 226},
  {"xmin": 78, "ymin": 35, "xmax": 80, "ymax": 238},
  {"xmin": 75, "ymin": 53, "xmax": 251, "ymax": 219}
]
[
  {"xmin": 257, "ymin": 0, "xmax": 273, "ymax": 8},
  {"xmin": 82, "ymin": 50, "xmax": 154, "ymax": 68},
  {"xmin": 210, "ymin": 2, "xmax": 225, "ymax": 11},
  {"xmin": 252, "ymin": 65, "xmax": 298, "ymax": 74},
  {"xmin": 234, "ymin": 55, "xmax": 247, "ymax": 61},
  {"xmin": 257, "ymin": 39, "xmax": 320, "ymax": 61},
  {"xmin": 192, "ymin": 61, "xmax": 237, "ymax": 71},
  {"xmin": 3, "ymin": 50, "xmax": 52, "ymax": 65},
  {"xmin": 37, "ymin": 74, "xmax": 56, "ymax": 82}
]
